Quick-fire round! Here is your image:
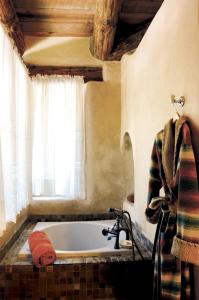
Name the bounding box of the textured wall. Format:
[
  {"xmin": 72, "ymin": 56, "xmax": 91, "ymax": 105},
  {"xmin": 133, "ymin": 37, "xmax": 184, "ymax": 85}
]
[
  {"xmin": 30, "ymin": 62, "xmax": 125, "ymax": 215},
  {"xmin": 0, "ymin": 207, "xmax": 29, "ymax": 250},
  {"xmin": 121, "ymin": 2, "xmax": 199, "ymax": 294},
  {"xmin": 121, "ymin": 0, "xmax": 199, "ymax": 241}
]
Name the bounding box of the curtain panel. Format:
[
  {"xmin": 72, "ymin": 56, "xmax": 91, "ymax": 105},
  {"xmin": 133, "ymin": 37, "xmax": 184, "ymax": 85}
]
[
  {"xmin": 0, "ymin": 23, "xmax": 85, "ymax": 237},
  {"xmin": 0, "ymin": 24, "xmax": 32, "ymax": 235},
  {"xmin": 31, "ymin": 75, "xmax": 85, "ymax": 199}
]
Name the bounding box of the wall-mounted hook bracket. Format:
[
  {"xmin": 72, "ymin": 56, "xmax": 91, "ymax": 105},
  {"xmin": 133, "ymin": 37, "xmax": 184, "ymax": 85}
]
[{"xmin": 170, "ymin": 94, "xmax": 185, "ymax": 107}]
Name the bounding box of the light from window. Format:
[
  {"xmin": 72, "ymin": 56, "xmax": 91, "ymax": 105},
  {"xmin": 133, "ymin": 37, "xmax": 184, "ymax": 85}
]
[{"xmin": 32, "ymin": 75, "xmax": 85, "ymax": 199}]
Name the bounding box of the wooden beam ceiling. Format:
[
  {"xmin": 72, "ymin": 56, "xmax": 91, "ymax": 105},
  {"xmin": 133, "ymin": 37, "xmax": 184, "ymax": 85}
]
[
  {"xmin": 0, "ymin": 0, "xmax": 164, "ymax": 77},
  {"xmin": 107, "ymin": 22, "xmax": 150, "ymax": 61},
  {"xmin": 13, "ymin": 0, "xmax": 96, "ymax": 37},
  {"xmin": 90, "ymin": 0, "xmax": 123, "ymax": 60},
  {"xmin": 0, "ymin": 0, "xmax": 25, "ymax": 55},
  {"xmin": 8, "ymin": 0, "xmax": 164, "ymax": 62},
  {"xmin": 14, "ymin": 0, "xmax": 96, "ymax": 10},
  {"xmin": 20, "ymin": 21, "xmax": 93, "ymax": 37},
  {"xmin": 89, "ymin": 0, "xmax": 163, "ymax": 61},
  {"xmin": 120, "ymin": 0, "xmax": 163, "ymax": 24},
  {"xmin": 28, "ymin": 66, "xmax": 103, "ymax": 83}
]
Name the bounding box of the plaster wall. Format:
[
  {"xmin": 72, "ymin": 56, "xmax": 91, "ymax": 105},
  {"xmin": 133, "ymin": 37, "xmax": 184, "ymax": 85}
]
[
  {"xmin": 30, "ymin": 62, "xmax": 125, "ymax": 215},
  {"xmin": 0, "ymin": 207, "xmax": 29, "ymax": 250},
  {"xmin": 121, "ymin": 0, "xmax": 199, "ymax": 243}
]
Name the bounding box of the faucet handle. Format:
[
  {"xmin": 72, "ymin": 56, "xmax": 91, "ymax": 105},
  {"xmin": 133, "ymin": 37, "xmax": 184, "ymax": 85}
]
[{"xmin": 102, "ymin": 228, "xmax": 109, "ymax": 236}]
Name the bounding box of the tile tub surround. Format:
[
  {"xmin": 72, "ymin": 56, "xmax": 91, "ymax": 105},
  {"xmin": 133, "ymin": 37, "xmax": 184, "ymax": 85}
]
[
  {"xmin": 0, "ymin": 259, "xmax": 153, "ymax": 300},
  {"xmin": 28, "ymin": 213, "xmax": 116, "ymax": 222},
  {"xmin": 0, "ymin": 213, "xmax": 116, "ymax": 262},
  {"xmin": 0, "ymin": 214, "xmax": 153, "ymax": 300},
  {"xmin": 0, "ymin": 213, "xmax": 153, "ymax": 263},
  {"xmin": 132, "ymin": 222, "xmax": 153, "ymax": 254},
  {"xmin": 1, "ymin": 220, "xmax": 151, "ymax": 265}
]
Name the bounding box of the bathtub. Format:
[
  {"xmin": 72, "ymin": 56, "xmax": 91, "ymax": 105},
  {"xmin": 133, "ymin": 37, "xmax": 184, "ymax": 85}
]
[{"xmin": 18, "ymin": 220, "xmax": 132, "ymax": 259}]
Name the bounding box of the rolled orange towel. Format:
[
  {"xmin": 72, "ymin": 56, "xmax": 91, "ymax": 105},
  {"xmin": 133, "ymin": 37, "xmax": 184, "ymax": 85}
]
[{"xmin": 28, "ymin": 230, "xmax": 56, "ymax": 267}]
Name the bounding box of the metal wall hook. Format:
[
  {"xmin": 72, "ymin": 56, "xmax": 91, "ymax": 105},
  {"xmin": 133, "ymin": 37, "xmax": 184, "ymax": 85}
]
[{"xmin": 170, "ymin": 94, "xmax": 185, "ymax": 107}]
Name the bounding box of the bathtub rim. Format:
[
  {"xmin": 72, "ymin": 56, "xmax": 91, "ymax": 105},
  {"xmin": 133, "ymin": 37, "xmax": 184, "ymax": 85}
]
[{"xmin": 18, "ymin": 219, "xmax": 133, "ymax": 259}]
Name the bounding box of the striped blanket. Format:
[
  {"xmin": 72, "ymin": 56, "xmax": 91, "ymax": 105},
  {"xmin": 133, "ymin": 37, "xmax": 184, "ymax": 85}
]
[{"xmin": 145, "ymin": 117, "xmax": 195, "ymax": 299}]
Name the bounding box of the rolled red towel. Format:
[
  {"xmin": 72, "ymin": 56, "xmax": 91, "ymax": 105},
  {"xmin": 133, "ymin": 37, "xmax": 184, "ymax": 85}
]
[{"xmin": 28, "ymin": 230, "xmax": 56, "ymax": 267}]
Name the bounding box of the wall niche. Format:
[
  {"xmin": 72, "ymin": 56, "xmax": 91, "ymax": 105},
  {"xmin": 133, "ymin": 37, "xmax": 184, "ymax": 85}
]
[{"xmin": 122, "ymin": 132, "xmax": 134, "ymax": 204}]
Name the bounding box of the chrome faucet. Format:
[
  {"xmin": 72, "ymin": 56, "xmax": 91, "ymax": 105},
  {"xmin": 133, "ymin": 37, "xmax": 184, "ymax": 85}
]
[{"xmin": 102, "ymin": 215, "xmax": 130, "ymax": 249}]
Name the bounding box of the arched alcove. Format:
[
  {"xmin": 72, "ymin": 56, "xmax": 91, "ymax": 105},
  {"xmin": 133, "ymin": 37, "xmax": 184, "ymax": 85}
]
[{"xmin": 122, "ymin": 132, "xmax": 134, "ymax": 203}]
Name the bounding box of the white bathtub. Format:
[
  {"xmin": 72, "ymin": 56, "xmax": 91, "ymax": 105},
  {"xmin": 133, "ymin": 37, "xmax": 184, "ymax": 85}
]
[{"xmin": 18, "ymin": 220, "xmax": 132, "ymax": 259}]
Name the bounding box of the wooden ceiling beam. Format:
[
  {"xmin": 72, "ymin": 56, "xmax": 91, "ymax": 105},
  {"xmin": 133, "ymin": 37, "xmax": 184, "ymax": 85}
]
[
  {"xmin": 16, "ymin": 8, "xmax": 94, "ymax": 22},
  {"xmin": 13, "ymin": 0, "xmax": 96, "ymax": 11},
  {"xmin": 121, "ymin": 0, "xmax": 163, "ymax": 13},
  {"xmin": 27, "ymin": 66, "xmax": 103, "ymax": 83},
  {"xmin": 106, "ymin": 22, "xmax": 150, "ymax": 61},
  {"xmin": 0, "ymin": 0, "xmax": 25, "ymax": 55},
  {"xmin": 120, "ymin": 0, "xmax": 164, "ymax": 25},
  {"xmin": 120, "ymin": 12, "xmax": 158, "ymax": 25},
  {"xmin": 20, "ymin": 21, "xmax": 93, "ymax": 37},
  {"xmin": 90, "ymin": 0, "xmax": 123, "ymax": 60}
]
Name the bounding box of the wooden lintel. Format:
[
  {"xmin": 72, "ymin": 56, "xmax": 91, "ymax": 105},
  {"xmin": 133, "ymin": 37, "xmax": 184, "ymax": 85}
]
[
  {"xmin": 90, "ymin": 0, "xmax": 123, "ymax": 60},
  {"xmin": 27, "ymin": 66, "xmax": 103, "ymax": 83},
  {"xmin": 107, "ymin": 22, "xmax": 150, "ymax": 61},
  {"xmin": 0, "ymin": 0, "xmax": 25, "ymax": 55}
]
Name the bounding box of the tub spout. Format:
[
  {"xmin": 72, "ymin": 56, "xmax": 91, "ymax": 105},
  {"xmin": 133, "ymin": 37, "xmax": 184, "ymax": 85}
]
[{"xmin": 114, "ymin": 226, "xmax": 130, "ymax": 249}]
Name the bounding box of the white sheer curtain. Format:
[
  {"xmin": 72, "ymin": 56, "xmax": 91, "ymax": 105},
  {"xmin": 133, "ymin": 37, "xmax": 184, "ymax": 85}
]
[
  {"xmin": 0, "ymin": 24, "xmax": 31, "ymax": 235},
  {"xmin": 31, "ymin": 75, "xmax": 85, "ymax": 199}
]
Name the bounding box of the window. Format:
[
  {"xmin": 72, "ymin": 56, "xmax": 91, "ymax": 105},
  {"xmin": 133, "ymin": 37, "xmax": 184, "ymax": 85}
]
[
  {"xmin": 31, "ymin": 75, "xmax": 85, "ymax": 199},
  {"xmin": 0, "ymin": 24, "xmax": 85, "ymax": 236}
]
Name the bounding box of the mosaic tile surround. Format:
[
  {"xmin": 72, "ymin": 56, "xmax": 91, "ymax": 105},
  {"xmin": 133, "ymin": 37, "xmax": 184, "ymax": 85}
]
[{"xmin": 0, "ymin": 214, "xmax": 154, "ymax": 300}]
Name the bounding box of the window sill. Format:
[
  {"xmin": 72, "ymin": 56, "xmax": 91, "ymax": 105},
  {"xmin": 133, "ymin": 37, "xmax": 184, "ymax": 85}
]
[{"xmin": 32, "ymin": 196, "xmax": 83, "ymax": 201}]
